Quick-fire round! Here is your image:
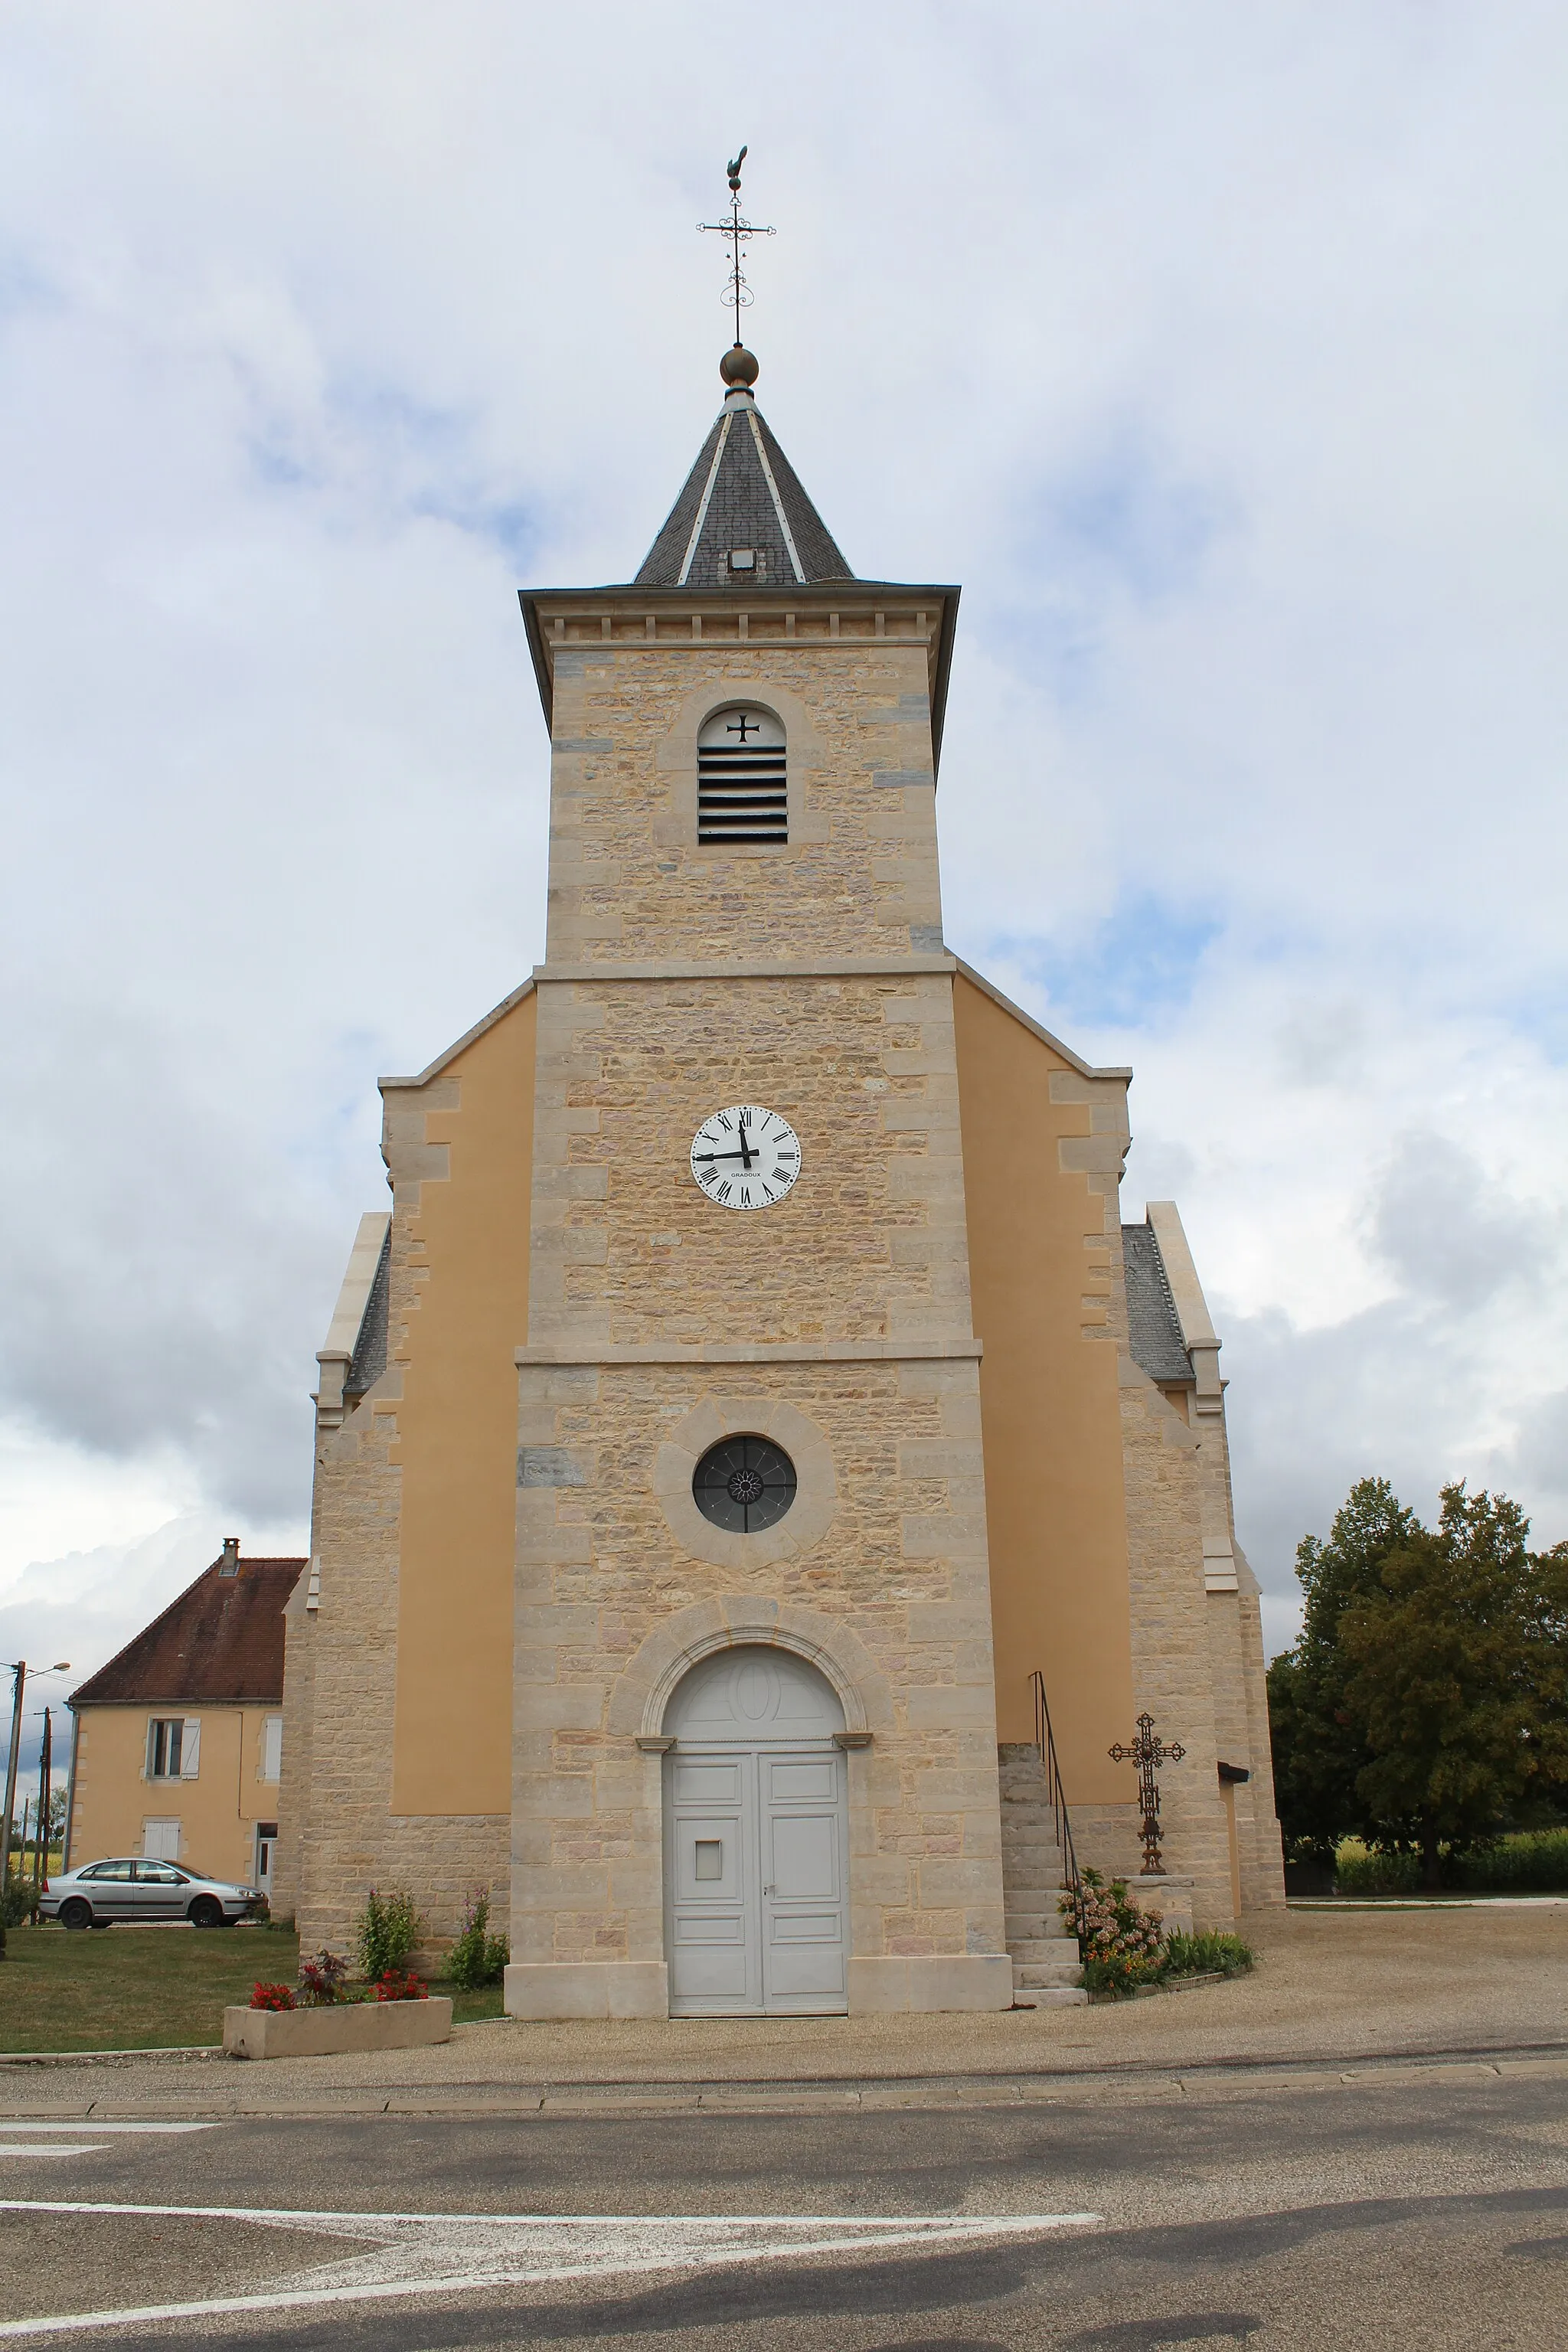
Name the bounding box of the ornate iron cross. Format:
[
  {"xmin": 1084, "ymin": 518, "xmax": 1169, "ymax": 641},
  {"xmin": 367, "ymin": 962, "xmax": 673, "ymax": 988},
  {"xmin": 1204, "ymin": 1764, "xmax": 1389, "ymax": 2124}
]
[
  {"xmin": 1108, "ymin": 1712, "xmax": 1186, "ymax": 1876},
  {"xmin": 698, "ymin": 145, "xmax": 776, "ymax": 345}
]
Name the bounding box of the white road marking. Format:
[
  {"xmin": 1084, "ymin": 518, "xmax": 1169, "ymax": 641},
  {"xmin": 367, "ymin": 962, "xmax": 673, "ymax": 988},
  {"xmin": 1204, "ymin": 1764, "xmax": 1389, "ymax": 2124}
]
[
  {"xmin": 0, "ymin": 2125, "xmax": 221, "ymax": 2160},
  {"xmin": 0, "ymin": 2125, "xmax": 221, "ymax": 2135},
  {"xmin": 0, "ymin": 2200, "xmax": 1102, "ymax": 2337}
]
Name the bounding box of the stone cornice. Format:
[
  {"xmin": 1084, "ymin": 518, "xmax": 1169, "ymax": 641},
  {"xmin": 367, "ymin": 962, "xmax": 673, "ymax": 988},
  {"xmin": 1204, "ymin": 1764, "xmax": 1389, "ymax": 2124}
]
[
  {"xmin": 531, "ymin": 956, "xmax": 956, "ymax": 985},
  {"xmin": 515, "ymin": 1338, "xmax": 983, "ymax": 1367},
  {"xmin": 518, "ymin": 580, "xmax": 962, "ymax": 777}
]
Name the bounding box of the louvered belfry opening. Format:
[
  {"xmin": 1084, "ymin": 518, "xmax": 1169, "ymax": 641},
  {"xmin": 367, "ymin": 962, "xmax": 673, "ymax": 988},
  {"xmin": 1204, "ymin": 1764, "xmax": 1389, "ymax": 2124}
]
[{"xmin": 697, "ymin": 705, "xmax": 787, "ymax": 844}]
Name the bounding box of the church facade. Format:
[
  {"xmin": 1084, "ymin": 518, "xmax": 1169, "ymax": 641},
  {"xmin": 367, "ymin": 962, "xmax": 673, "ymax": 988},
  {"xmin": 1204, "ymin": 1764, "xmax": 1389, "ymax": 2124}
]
[{"xmin": 275, "ymin": 348, "xmax": 1283, "ymax": 2017}]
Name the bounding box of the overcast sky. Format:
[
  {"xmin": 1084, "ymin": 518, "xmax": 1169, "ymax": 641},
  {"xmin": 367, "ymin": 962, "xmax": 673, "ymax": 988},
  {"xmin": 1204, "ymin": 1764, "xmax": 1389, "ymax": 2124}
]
[{"xmin": 3, "ymin": 4, "xmax": 1566, "ymax": 1773}]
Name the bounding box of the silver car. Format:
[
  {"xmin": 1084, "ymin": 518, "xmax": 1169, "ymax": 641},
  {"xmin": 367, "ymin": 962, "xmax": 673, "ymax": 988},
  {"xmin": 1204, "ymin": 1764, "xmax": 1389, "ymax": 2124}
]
[{"xmin": 39, "ymin": 1858, "xmax": 261, "ymax": 1930}]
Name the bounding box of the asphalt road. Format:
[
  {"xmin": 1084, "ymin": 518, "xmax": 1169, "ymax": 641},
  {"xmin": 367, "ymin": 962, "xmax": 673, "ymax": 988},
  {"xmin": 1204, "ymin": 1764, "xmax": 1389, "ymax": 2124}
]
[{"xmin": 2, "ymin": 2060, "xmax": 1566, "ymax": 2347}]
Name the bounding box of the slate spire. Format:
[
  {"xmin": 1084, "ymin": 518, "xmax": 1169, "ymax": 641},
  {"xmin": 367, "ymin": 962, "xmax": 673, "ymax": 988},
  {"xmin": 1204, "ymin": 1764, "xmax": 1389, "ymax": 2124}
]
[{"xmin": 635, "ymin": 348, "xmax": 854, "ymax": 590}]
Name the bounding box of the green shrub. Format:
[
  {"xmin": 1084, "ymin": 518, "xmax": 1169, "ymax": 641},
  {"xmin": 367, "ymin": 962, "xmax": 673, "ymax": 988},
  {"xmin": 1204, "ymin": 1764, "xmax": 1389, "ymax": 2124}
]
[
  {"xmin": 446, "ymin": 1890, "xmax": 508, "ymax": 1991},
  {"xmin": 1165, "ymin": 1929, "xmax": 1254, "ymax": 1978},
  {"xmin": 1334, "ymin": 1840, "xmax": 1420, "ymax": 1895},
  {"xmin": 1, "ymin": 1875, "xmax": 32, "ymax": 1931},
  {"xmin": 1451, "ymin": 1828, "xmax": 1568, "ymax": 1891},
  {"xmin": 354, "ymin": 1886, "xmax": 420, "ymax": 1982}
]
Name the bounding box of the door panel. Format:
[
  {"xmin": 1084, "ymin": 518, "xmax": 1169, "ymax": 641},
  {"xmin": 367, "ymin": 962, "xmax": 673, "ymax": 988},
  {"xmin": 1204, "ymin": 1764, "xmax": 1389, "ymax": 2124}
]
[
  {"xmin": 760, "ymin": 1749, "xmax": 848, "ymax": 2011},
  {"xmin": 132, "ymin": 1863, "xmax": 187, "ymax": 1919},
  {"xmin": 81, "ymin": 1860, "xmax": 137, "ymax": 1918},
  {"xmin": 665, "ymin": 1751, "xmax": 760, "ymax": 2014},
  {"xmin": 766, "ymin": 1759, "xmax": 837, "ymax": 1803}
]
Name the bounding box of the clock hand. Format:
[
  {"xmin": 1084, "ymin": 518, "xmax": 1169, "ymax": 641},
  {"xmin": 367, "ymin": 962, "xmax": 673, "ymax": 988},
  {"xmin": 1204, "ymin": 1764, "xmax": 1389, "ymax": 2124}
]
[
  {"xmin": 736, "ymin": 1116, "xmax": 754, "ymax": 1171},
  {"xmin": 693, "ymin": 1148, "xmax": 753, "ymax": 1164}
]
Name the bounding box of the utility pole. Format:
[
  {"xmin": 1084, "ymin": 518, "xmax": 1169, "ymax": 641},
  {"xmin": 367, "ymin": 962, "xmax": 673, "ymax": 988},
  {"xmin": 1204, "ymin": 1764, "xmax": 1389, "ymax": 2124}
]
[
  {"xmin": 1, "ymin": 1661, "xmax": 24, "ymax": 1894},
  {"xmin": 1, "ymin": 1662, "xmax": 70, "ymax": 1896},
  {"xmin": 34, "ymin": 1708, "xmax": 52, "ymax": 1908}
]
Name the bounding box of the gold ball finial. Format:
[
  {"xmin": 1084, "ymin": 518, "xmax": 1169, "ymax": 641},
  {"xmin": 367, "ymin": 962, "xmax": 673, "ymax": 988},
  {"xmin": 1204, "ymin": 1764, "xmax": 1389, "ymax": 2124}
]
[{"xmin": 720, "ymin": 343, "xmax": 759, "ymax": 389}]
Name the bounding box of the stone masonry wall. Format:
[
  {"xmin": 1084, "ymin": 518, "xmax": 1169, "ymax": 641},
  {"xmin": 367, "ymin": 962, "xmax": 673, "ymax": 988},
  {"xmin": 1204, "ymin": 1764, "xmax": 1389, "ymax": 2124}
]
[
  {"xmin": 541, "ymin": 625, "xmax": 944, "ymax": 968},
  {"xmin": 512, "ymin": 1354, "xmax": 1006, "ymax": 1981}
]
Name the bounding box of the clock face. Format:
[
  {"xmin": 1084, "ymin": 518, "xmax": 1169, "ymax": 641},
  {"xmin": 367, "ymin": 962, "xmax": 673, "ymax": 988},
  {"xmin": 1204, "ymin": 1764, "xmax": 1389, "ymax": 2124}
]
[{"xmin": 690, "ymin": 1105, "xmax": 801, "ymax": 1210}]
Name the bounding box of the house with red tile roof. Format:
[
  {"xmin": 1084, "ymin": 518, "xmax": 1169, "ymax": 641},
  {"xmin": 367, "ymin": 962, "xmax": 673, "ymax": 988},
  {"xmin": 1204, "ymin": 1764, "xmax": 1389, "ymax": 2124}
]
[{"xmin": 65, "ymin": 1542, "xmax": 305, "ymax": 1900}]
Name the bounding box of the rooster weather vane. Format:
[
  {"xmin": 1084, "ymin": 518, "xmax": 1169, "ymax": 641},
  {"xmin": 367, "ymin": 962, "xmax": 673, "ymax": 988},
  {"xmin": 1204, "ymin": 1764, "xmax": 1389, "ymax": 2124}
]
[{"xmin": 698, "ymin": 145, "xmax": 775, "ymax": 348}]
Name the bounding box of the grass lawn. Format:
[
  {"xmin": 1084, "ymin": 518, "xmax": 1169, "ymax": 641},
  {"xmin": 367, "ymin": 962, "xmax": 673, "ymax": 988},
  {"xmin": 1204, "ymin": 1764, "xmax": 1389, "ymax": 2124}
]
[{"xmin": 0, "ymin": 1927, "xmax": 505, "ymax": 2053}]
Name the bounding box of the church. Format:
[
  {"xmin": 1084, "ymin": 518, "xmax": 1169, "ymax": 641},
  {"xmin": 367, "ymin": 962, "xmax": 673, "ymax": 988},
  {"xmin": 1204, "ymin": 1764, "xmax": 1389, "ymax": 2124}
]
[{"xmin": 275, "ymin": 330, "xmax": 1284, "ymax": 2017}]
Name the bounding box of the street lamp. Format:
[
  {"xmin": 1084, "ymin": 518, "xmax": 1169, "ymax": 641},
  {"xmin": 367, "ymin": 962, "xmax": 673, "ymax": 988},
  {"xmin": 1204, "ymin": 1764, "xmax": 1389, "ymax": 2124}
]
[{"xmin": 2, "ymin": 1662, "xmax": 71, "ymax": 1892}]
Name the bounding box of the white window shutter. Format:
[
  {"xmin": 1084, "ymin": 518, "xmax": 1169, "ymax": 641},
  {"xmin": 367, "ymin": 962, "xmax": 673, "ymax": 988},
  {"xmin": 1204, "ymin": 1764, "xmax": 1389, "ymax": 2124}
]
[
  {"xmin": 261, "ymin": 1717, "xmax": 283, "ymax": 1782},
  {"xmin": 180, "ymin": 1717, "xmax": 201, "ymax": 1778}
]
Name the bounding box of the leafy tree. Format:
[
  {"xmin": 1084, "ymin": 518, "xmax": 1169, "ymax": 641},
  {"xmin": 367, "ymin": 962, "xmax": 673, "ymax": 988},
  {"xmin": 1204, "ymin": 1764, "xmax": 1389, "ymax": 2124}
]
[
  {"xmin": 1340, "ymin": 1485, "xmax": 1568, "ymax": 1886},
  {"xmin": 1266, "ymin": 1476, "xmax": 1418, "ymax": 1860}
]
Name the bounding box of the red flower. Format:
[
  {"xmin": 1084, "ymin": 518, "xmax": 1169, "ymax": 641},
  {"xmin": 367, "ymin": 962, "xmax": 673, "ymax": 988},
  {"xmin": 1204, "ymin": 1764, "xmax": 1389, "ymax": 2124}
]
[
  {"xmin": 249, "ymin": 1982, "xmax": 296, "ymax": 2011},
  {"xmin": 374, "ymin": 1968, "xmax": 428, "ymax": 2002}
]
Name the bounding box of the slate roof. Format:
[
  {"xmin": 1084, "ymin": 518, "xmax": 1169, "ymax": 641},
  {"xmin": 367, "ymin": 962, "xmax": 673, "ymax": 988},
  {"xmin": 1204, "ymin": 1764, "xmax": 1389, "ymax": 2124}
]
[
  {"xmin": 70, "ymin": 1553, "xmax": 304, "ymax": 1710},
  {"xmin": 635, "ymin": 394, "xmax": 854, "ymax": 590},
  {"xmin": 1122, "ymin": 1223, "xmax": 1195, "ymax": 1387},
  {"xmin": 346, "ymin": 1220, "xmax": 390, "ymax": 1402}
]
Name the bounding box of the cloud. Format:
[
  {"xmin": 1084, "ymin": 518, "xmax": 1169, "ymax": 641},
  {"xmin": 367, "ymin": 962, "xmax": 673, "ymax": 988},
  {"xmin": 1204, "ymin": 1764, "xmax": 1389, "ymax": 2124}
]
[{"xmin": 0, "ymin": 4, "xmax": 1564, "ymax": 1683}]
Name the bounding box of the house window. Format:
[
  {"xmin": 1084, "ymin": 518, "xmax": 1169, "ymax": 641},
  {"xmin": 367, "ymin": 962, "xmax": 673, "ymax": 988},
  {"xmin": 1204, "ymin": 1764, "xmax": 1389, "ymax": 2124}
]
[
  {"xmin": 142, "ymin": 1819, "xmax": 181, "ymax": 1862},
  {"xmin": 261, "ymin": 1716, "xmax": 283, "ymax": 1783},
  {"xmin": 697, "ymin": 707, "xmax": 786, "ymax": 844},
  {"xmin": 148, "ymin": 1717, "xmax": 201, "ymax": 1780}
]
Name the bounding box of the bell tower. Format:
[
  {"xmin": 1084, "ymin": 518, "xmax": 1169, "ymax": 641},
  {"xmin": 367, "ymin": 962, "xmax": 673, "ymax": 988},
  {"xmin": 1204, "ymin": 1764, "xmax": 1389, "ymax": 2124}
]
[{"xmin": 508, "ymin": 315, "xmax": 1011, "ymax": 2017}]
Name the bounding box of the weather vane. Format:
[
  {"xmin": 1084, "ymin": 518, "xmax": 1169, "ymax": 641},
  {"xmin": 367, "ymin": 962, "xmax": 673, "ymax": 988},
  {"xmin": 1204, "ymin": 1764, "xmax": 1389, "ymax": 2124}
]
[{"xmin": 698, "ymin": 146, "xmax": 775, "ymax": 348}]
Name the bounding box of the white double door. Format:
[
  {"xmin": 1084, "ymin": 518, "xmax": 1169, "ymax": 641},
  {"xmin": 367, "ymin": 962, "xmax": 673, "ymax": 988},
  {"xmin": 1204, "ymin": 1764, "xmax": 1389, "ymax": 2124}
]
[{"xmin": 665, "ymin": 1743, "xmax": 849, "ymax": 2016}]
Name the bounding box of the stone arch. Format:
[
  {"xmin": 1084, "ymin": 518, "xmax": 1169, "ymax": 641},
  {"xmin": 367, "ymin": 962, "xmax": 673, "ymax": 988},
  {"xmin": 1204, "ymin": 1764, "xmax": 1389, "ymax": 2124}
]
[
  {"xmin": 606, "ymin": 1596, "xmax": 893, "ymax": 1745},
  {"xmin": 655, "ymin": 679, "xmax": 826, "ymax": 774}
]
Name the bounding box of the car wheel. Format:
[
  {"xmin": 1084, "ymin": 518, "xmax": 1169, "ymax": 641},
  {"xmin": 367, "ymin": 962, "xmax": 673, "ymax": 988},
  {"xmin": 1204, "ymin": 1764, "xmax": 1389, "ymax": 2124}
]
[
  {"xmin": 90, "ymin": 1919, "xmax": 113, "ymax": 1929},
  {"xmin": 58, "ymin": 1899, "xmax": 92, "ymax": 1931},
  {"xmin": 188, "ymin": 1896, "xmax": 224, "ymax": 1929}
]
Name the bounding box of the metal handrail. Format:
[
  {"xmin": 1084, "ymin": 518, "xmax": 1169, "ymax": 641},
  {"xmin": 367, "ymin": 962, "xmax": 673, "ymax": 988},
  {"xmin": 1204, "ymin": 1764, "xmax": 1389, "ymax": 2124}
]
[{"xmin": 1028, "ymin": 1669, "xmax": 1087, "ymax": 1946}]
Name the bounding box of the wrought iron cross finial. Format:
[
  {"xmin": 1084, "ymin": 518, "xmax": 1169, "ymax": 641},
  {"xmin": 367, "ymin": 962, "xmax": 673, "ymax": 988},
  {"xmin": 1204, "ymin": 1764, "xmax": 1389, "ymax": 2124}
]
[
  {"xmin": 1108, "ymin": 1711, "xmax": 1187, "ymax": 1877},
  {"xmin": 698, "ymin": 145, "xmax": 775, "ymax": 347}
]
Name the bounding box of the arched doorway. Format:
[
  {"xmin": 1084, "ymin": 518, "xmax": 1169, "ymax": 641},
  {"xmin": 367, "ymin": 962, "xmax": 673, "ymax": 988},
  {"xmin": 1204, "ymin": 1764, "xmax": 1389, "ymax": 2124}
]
[{"xmin": 662, "ymin": 1645, "xmax": 849, "ymax": 2017}]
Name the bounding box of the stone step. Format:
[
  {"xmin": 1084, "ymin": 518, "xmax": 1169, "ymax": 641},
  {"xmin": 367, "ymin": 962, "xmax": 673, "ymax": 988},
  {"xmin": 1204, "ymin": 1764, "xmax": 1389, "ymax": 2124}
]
[
  {"xmin": 1006, "ymin": 1919, "xmax": 1073, "ymax": 1943},
  {"xmin": 1012, "ymin": 1984, "xmax": 1089, "ymax": 2008},
  {"xmin": 1006, "ymin": 1936, "xmax": 1080, "ymax": 1962},
  {"xmin": 1014, "ymin": 1958, "xmax": 1086, "ymax": 1988}
]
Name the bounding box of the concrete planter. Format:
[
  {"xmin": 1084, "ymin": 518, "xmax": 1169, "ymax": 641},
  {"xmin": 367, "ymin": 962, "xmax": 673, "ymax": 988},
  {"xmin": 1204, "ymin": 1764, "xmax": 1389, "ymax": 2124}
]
[{"xmin": 223, "ymin": 1997, "xmax": 452, "ymax": 2060}]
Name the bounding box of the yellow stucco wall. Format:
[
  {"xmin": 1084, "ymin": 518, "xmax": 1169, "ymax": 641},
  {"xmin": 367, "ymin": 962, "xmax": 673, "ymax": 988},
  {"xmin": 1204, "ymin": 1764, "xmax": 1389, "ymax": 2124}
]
[
  {"xmin": 388, "ymin": 988, "xmax": 536, "ymax": 1815},
  {"xmin": 67, "ymin": 1704, "xmax": 281, "ymax": 1884},
  {"xmin": 952, "ymin": 973, "xmax": 1139, "ymax": 1800}
]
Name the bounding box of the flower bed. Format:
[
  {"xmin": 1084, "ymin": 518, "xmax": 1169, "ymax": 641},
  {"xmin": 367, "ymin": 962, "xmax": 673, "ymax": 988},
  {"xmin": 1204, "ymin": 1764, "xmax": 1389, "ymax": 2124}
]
[
  {"xmin": 223, "ymin": 1996, "xmax": 451, "ymax": 2060},
  {"xmin": 222, "ymin": 1935, "xmax": 446, "ymax": 2057},
  {"xmin": 1064, "ymin": 1870, "xmax": 1254, "ymax": 2001}
]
